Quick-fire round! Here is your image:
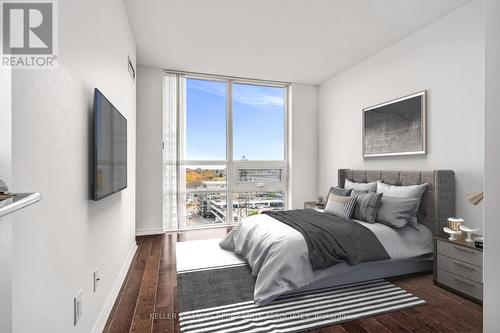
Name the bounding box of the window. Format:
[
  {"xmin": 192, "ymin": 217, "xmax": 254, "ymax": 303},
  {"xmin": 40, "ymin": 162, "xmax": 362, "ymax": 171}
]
[
  {"xmin": 164, "ymin": 73, "xmax": 288, "ymax": 230},
  {"xmin": 233, "ymin": 83, "xmax": 285, "ymax": 160},
  {"xmin": 186, "ymin": 79, "xmax": 226, "ymax": 160},
  {"xmin": 233, "ymin": 191, "xmax": 285, "ymax": 222},
  {"xmin": 237, "ymin": 168, "xmax": 283, "ymax": 184},
  {"xmin": 185, "ymin": 165, "xmax": 226, "ymax": 190},
  {"xmin": 185, "ymin": 192, "xmax": 227, "ymax": 226}
]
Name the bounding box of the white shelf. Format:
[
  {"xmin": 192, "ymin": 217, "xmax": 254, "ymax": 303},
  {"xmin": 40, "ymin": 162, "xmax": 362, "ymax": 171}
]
[{"xmin": 0, "ymin": 193, "xmax": 41, "ymax": 218}]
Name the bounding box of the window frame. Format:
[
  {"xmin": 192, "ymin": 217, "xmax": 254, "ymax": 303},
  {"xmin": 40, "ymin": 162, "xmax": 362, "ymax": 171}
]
[
  {"xmin": 170, "ymin": 72, "xmax": 290, "ymax": 230},
  {"xmin": 232, "ymin": 161, "xmax": 287, "ymax": 192}
]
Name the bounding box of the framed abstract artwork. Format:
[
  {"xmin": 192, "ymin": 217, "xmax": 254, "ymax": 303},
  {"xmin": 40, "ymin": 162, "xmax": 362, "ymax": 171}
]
[{"xmin": 363, "ymin": 91, "xmax": 426, "ymax": 158}]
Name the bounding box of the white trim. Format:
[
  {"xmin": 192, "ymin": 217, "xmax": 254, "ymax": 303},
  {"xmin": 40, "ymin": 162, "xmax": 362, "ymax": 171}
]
[
  {"xmin": 166, "ymin": 223, "xmax": 237, "ymax": 233},
  {"xmin": 181, "ymin": 160, "xmax": 228, "ymax": 165},
  {"xmin": 232, "ymin": 184, "xmax": 285, "ymax": 193},
  {"xmin": 232, "ymin": 161, "xmax": 287, "ymax": 168},
  {"xmin": 0, "ymin": 192, "xmax": 40, "ymax": 218},
  {"xmin": 185, "ymin": 189, "xmax": 227, "ymax": 194},
  {"xmin": 177, "ymin": 77, "xmax": 188, "ymax": 228},
  {"xmin": 90, "ymin": 242, "xmax": 138, "ymax": 333},
  {"xmin": 363, "ymin": 91, "xmax": 426, "ymax": 112},
  {"xmin": 232, "ymin": 162, "xmax": 287, "ymax": 187},
  {"xmin": 287, "ymin": 85, "xmax": 293, "ymax": 209},
  {"xmin": 226, "ymin": 80, "xmax": 234, "ymax": 223},
  {"xmin": 162, "ymin": 69, "xmax": 291, "ymax": 86},
  {"xmin": 363, "ymin": 151, "xmax": 427, "ymax": 158},
  {"xmin": 135, "ymin": 227, "xmax": 166, "ymax": 236}
]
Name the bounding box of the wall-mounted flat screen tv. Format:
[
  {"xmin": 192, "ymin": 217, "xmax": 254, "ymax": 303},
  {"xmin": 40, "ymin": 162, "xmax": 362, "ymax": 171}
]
[{"xmin": 92, "ymin": 88, "xmax": 127, "ymax": 201}]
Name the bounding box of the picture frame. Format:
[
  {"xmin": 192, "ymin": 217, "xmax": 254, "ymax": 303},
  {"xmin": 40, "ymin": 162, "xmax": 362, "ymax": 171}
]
[{"xmin": 363, "ymin": 91, "xmax": 426, "ymax": 158}]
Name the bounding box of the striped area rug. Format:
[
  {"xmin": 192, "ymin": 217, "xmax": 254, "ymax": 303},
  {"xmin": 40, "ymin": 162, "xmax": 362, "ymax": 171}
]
[{"xmin": 178, "ymin": 278, "xmax": 426, "ymax": 333}]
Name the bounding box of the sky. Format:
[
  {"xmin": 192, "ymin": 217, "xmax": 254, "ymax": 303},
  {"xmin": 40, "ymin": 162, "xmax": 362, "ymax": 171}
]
[{"xmin": 186, "ymin": 79, "xmax": 285, "ymax": 161}]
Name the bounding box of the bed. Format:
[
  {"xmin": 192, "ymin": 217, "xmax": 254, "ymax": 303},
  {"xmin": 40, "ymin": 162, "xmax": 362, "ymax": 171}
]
[{"xmin": 220, "ymin": 169, "xmax": 455, "ymax": 306}]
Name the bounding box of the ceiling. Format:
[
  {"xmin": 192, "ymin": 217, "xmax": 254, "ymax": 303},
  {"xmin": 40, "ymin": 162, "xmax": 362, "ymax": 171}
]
[{"xmin": 124, "ymin": 0, "xmax": 469, "ymax": 84}]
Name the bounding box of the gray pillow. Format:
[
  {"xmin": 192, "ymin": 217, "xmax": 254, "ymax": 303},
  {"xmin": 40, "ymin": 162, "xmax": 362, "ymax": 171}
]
[
  {"xmin": 376, "ymin": 181, "xmax": 427, "ymax": 200},
  {"xmin": 326, "ymin": 186, "xmax": 352, "ymax": 202},
  {"xmin": 324, "ymin": 193, "xmax": 357, "ymax": 219},
  {"xmin": 376, "ymin": 196, "xmax": 420, "ymax": 228},
  {"xmin": 345, "ymin": 179, "xmax": 377, "ymax": 192},
  {"xmin": 350, "ymin": 190, "xmax": 383, "ymax": 223}
]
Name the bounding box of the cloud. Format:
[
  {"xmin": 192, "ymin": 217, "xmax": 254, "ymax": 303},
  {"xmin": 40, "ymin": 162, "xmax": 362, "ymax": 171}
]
[
  {"xmin": 187, "ymin": 79, "xmax": 284, "ymax": 109},
  {"xmin": 233, "ymin": 84, "xmax": 284, "ymax": 108},
  {"xmin": 187, "ymin": 79, "xmax": 226, "ymax": 96}
]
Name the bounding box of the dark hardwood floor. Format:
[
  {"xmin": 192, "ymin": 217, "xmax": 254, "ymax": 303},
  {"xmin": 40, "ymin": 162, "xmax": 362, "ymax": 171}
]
[{"xmin": 103, "ymin": 228, "xmax": 482, "ymax": 333}]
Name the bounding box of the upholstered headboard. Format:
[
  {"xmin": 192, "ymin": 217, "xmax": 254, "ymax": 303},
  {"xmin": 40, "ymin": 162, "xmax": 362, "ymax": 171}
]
[{"xmin": 338, "ymin": 169, "xmax": 455, "ymax": 234}]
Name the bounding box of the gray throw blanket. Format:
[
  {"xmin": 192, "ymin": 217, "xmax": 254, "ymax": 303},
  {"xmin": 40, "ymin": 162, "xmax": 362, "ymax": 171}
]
[{"xmin": 263, "ymin": 209, "xmax": 390, "ymax": 271}]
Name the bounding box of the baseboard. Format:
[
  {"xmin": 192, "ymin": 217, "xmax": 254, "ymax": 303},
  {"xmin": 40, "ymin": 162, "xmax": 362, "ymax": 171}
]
[
  {"xmin": 90, "ymin": 242, "xmax": 138, "ymax": 333},
  {"xmin": 135, "ymin": 227, "xmax": 166, "ymax": 236}
]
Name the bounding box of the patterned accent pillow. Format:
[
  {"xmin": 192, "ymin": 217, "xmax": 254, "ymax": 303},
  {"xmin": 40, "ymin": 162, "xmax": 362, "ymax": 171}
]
[
  {"xmin": 324, "ymin": 194, "xmax": 357, "ymax": 219},
  {"xmin": 326, "ymin": 186, "xmax": 352, "ymax": 202},
  {"xmin": 350, "ymin": 190, "xmax": 383, "ymax": 223},
  {"xmin": 345, "ymin": 179, "xmax": 377, "ymax": 192}
]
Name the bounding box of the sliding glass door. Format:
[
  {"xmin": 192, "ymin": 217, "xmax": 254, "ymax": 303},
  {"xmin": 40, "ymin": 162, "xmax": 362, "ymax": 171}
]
[{"xmin": 164, "ymin": 72, "xmax": 288, "ymax": 230}]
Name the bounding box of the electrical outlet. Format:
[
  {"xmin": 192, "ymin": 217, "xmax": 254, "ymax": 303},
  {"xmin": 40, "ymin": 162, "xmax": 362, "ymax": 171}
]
[
  {"xmin": 74, "ymin": 290, "xmax": 82, "ymax": 326},
  {"xmin": 93, "ymin": 269, "xmax": 100, "ymax": 293}
]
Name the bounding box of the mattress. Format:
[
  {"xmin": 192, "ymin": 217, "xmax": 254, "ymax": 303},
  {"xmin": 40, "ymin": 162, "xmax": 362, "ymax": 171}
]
[
  {"xmin": 292, "ymin": 254, "xmax": 432, "ymax": 294},
  {"xmin": 296, "ymin": 218, "xmax": 433, "ymax": 292},
  {"xmin": 351, "ymin": 218, "xmax": 433, "ymax": 260}
]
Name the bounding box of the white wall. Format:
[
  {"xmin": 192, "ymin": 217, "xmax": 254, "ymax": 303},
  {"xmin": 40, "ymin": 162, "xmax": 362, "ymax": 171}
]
[
  {"xmin": 136, "ymin": 66, "xmax": 164, "ymax": 235},
  {"xmin": 290, "ymin": 84, "xmax": 319, "ymax": 208},
  {"xmin": 0, "ymin": 215, "xmax": 12, "ymax": 333},
  {"xmin": 318, "ymin": 1, "xmax": 484, "ymax": 231},
  {"xmin": 0, "ymin": 67, "xmax": 11, "ymax": 184},
  {"xmin": 10, "ymin": 1, "xmax": 137, "ymax": 332},
  {"xmin": 483, "ymin": 0, "xmax": 500, "ymax": 330},
  {"xmin": 0, "ymin": 67, "xmax": 12, "ymax": 333}
]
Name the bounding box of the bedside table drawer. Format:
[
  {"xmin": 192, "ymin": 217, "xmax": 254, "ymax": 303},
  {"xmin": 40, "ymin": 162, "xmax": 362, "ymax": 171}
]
[
  {"xmin": 437, "ymin": 254, "xmax": 482, "ymax": 283},
  {"xmin": 437, "ymin": 240, "xmax": 482, "ymax": 267},
  {"xmin": 437, "ymin": 269, "xmax": 483, "ymax": 301}
]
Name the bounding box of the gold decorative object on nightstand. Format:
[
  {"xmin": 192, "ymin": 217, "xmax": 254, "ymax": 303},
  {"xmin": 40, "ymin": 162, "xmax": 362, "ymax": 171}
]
[{"xmin": 447, "ymin": 217, "xmax": 464, "ymax": 232}]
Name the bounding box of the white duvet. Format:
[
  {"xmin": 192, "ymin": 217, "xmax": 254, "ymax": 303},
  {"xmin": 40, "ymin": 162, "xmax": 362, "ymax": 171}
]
[{"xmin": 220, "ymin": 213, "xmax": 433, "ymax": 306}]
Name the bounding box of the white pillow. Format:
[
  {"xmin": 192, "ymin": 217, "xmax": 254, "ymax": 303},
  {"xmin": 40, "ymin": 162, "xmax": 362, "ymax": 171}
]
[
  {"xmin": 376, "ymin": 181, "xmax": 428, "ymax": 226},
  {"xmin": 376, "ymin": 181, "xmax": 427, "ymax": 199},
  {"xmin": 344, "ymin": 179, "xmax": 377, "ymax": 192},
  {"xmin": 376, "ymin": 196, "xmax": 420, "ymax": 228}
]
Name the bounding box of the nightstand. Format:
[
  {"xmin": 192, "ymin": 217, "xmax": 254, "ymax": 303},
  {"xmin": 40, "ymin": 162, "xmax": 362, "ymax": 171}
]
[
  {"xmin": 433, "ymin": 233, "xmax": 483, "ymax": 303},
  {"xmin": 304, "ymin": 201, "xmax": 325, "ymax": 210}
]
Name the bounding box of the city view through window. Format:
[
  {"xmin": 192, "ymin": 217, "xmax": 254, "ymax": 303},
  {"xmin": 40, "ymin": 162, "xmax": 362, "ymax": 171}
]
[
  {"xmin": 185, "ymin": 167, "xmax": 284, "ymax": 227},
  {"xmin": 174, "ymin": 77, "xmax": 288, "ymax": 229}
]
